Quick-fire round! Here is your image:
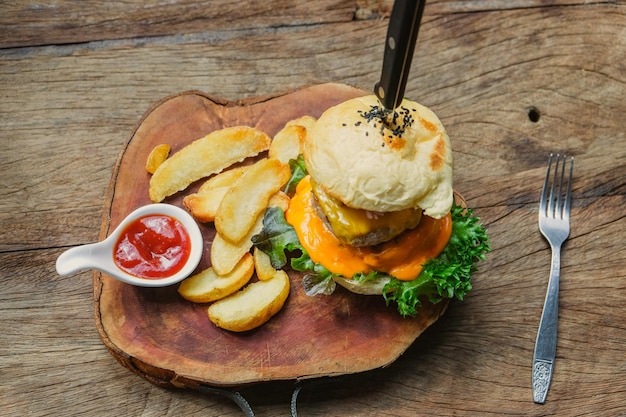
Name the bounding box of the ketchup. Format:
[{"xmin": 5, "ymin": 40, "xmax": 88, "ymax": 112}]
[{"xmin": 113, "ymin": 214, "xmax": 191, "ymax": 279}]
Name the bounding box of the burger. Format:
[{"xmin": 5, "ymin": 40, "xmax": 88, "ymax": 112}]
[{"xmin": 252, "ymin": 95, "xmax": 490, "ymax": 316}]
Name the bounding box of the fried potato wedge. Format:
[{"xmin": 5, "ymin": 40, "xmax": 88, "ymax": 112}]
[
  {"xmin": 268, "ymin": 190, "xmax": 290, "ymax": 212},
  {"xmin": 269, "ymin": 124, "xmax": 305, "ymax": 164},
  {"xmin": 183, "ymin": 186, "xmax": 230, "ymax": 223},
  {"xmin": 208, "ymin": 270, "xmax": 290, "ymax": 332},
  {"xmin": 149, "ymin": 126, "xmax": 271, "ymax": 202},
  {"xmin": 215, "ymin": 158, "xmax": 290, "ymax": 243},
  {"xmin": 178, "ymin": 253, "xmax": 254, "ymax": 303},
  {"xmin": 253, "ymin": 247, "xmax": 276, "ymax": 281},
  {"xmin": 198, "ymin": 165, "xmax": 250, "ymax": 193},
  {"xmin": 184, "ymin": 165, "xmax": 253, "ymax": 222},
  {"xmin": 211, "ymin": 212, "xmax": 265, "ymax": 276},
  {"xmin": 145, "ymin": 144, "xmax": 171, "ymax": 174},
  {"xmin": 211, "ymin": 190, "xmax": 290, "ymax": 275}
]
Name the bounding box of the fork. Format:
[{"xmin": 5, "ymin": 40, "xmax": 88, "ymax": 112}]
[{"xmin": 532, "ymin": 153, "xmax": 574, "ymax": 404}]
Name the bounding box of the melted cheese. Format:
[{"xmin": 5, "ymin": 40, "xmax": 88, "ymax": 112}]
[{"xmin": 286, "ymin": 176, "xmax": 452, "ymax": 281}]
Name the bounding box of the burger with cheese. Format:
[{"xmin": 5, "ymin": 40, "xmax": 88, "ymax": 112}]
[{"xmin": 252, "ymin": 95, "xmax": 489, "ymax": 316}]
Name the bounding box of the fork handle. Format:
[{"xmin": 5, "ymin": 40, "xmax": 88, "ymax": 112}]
[{"xmin": 532, "ymin": 245, "xmax": 561, "ymax": 403}]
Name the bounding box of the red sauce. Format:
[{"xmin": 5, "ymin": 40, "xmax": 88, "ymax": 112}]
[{"xmin": 113, "ymin": 214, "xmax": 191, "ymax": 279}]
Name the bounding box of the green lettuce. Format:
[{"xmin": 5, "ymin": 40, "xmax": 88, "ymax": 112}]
[{"xmin": 283, "ymin": 154, "xmax": 308, "ymax": 195}]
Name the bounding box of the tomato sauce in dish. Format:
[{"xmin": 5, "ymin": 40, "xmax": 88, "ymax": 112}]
[{"xmin": 113, "ymin": 214, "xmax": 191, "ymax": 279}]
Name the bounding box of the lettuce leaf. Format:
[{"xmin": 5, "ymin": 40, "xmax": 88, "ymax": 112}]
[
  {"xmin": 250, "ymin": 206, "xmax": 304, "ymax": 269},
  {"xmin": 283, "ymin": 155, "xmax": 308, "ymax": 195}
]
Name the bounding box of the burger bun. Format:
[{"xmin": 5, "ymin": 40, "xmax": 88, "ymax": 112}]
[{"xmin": 304, "ymin": 95, "xmax": 454, "ymax": 219}]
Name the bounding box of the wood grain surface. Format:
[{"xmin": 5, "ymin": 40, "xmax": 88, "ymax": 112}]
[{"xmin": 2, "ymin": 0, "xmax": 625, "ymax": 416}]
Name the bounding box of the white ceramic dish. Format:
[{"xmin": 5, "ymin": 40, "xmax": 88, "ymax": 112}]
[{"xmin": 56, "ymin": 203, "xmax": 203, "ymax": 287}]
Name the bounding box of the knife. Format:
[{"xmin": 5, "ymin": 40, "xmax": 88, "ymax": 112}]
[{"xmin": 374, "ymin": 0, "xmax": 426, "ymax": 112}]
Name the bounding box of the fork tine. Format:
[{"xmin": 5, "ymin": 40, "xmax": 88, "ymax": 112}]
[
  {"xmin": 550, "ymin": 154, "xmax": 561, "ymax": 218},
  {"xmin": 540, "ymin": 153, "xmax": 553, "ymax": 217},
  {"xmin": 563, "ymin": 156, "xmax": 574, "ymax": 220},
  {"xmin": 540, "ymin": 153, "xmax": 574, "ymax": 220},
  {"xmin": 554, "ymin": 155, "xmax": 569, "ymax": 219}
]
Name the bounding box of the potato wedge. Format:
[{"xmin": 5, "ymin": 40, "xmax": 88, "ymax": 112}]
[
  {"xmin": 149, "ymin": 126, "xmax": 271, "ymax": 202},
  {"xmin": 215, "ymin": 158, "xmax": 290, "ymax": 243},
  {"xmin": 178, "ymin": 253, "xmax": 254, "ymax": 303},
  {"xmin": 268, "ymin": 190, "xmax": 290, "ymax": 212},
  {"xmin": 183, "ymin": 186, "xmax": 230, "ymax": 222},
  {"xmin": 253, "ymin": 247, "xmax": 275, "ymax": 281},
  {"xmin": 211, "ymin": 190, "xmax": 291, "ymax": 275},
  {"xmin": 198, "ymin": 165, "xmax": 250, "ymax": 193},
  {"xmin": 211, "ymin": 212, "xmax": 265, "ymax": 275},
  {"xmin": 184, "ymin": 165, "xmax": 253, "ymax": 222},
  {"xmin": 208, "ymin": 270, "xmax": 290, "ymax": 332},
  {"xmin": 269, "ymin": 124, "xmax": 305, "ymax": 164},
  {"xmin": 145, "ymin": 144, "xmax": 171, "ymax": 174}
]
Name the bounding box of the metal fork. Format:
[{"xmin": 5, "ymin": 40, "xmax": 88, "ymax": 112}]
[{"xmin": 532, "ymin": 153, "xmax": 574, "ymax": 404}]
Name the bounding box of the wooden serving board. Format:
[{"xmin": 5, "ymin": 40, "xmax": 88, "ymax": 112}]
[{"xmin": 93, "ymin": 83, "xmax": 449, "ymax": 388}]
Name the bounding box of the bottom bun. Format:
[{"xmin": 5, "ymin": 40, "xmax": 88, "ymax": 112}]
[{"xmin": 332, "ymin": 275, "xmax": 391, "ymax": 295}]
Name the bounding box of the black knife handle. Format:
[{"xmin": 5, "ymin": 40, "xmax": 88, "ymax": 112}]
[{"xmin": 375, "ymin": 0, "xmax": 426, "ymax": 111}]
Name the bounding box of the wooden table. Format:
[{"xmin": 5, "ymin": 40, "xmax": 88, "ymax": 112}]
[{"xmin": 2, "ymin": 1, "xmax": 625, "ymax": 415}]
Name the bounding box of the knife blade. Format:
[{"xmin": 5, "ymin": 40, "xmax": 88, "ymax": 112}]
[{"xmin": 374, "ymin": 0, "xmax": 426, "ymax": 112}]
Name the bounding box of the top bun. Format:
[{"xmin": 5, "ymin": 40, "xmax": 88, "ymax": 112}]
[{"xmin": 303, "ymin": 95, "xmax": 453, "ymax": 218}]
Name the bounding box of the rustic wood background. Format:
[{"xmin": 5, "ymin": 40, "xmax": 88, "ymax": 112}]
[{"xmin": 1, "ymin": 0, "xmax": 625, "ymax": 416}]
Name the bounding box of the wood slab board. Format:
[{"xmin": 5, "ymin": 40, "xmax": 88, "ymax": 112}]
[{"xmin": 93, "ymin": 83, "xmax": 449, "ymax": 388}]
